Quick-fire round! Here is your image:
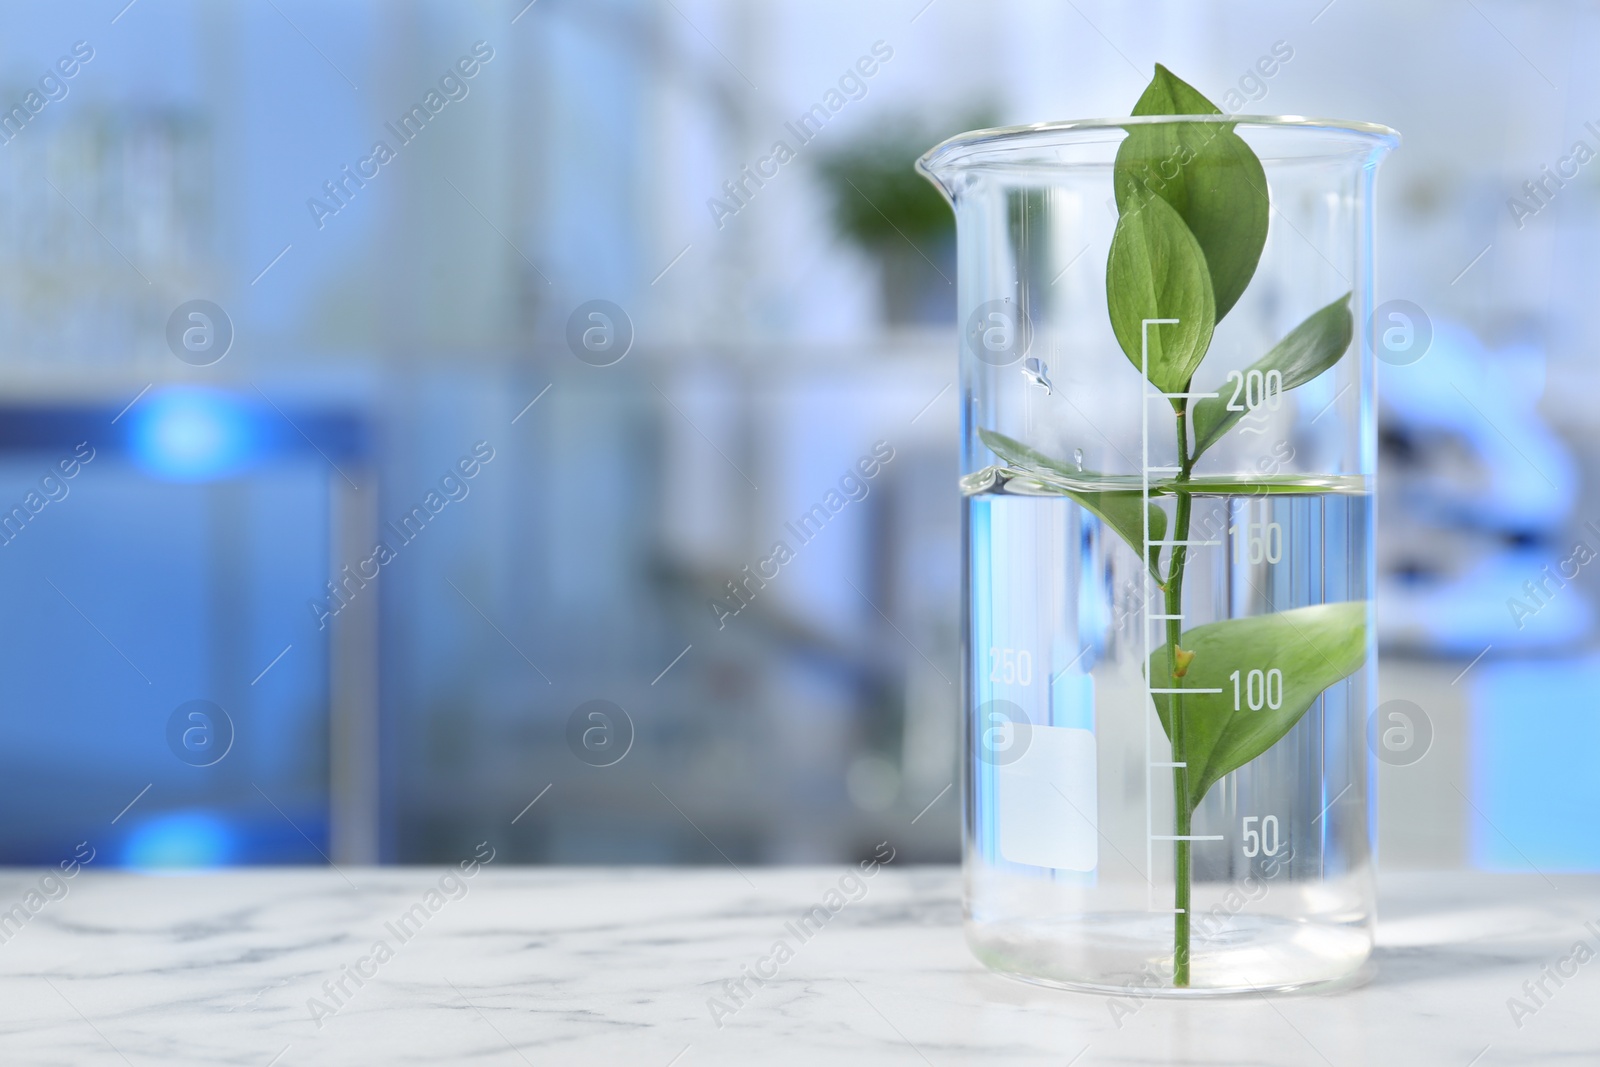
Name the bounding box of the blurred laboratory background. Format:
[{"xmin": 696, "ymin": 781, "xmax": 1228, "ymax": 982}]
[{"xmin": 0, "ymin": 0, "xmax": 1593, "ymax": 872}]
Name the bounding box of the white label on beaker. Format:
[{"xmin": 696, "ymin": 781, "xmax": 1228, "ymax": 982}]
[{"xmin": 997, "ymin": 725, "xmax": 1098, "ymax": 871}]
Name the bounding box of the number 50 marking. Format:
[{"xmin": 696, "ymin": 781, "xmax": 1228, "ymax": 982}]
[{"xmin": 1242, "ymin": 814, "xmax": 1281, "ymax": 857}]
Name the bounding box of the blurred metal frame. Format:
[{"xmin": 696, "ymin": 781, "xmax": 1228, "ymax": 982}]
[
  {"xmin": 328, "ymin": 465, "xmax": 380, "ymax": 863},
  {"xmin": 0, "ymin": 397, "xmax": 377, "ymax": 864}
]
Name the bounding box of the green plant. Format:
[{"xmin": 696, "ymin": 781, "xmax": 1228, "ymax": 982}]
[
  {"xmin": 815, "ymin": 111, "xmax": 994, "ymax": 253},
  {"xmin": 977, "ymin": 67, "xmax": 1367, "ymax": 987},
  {"xmin": 817, "ymin": 109, "xmax": 998, "ymax": 324}
]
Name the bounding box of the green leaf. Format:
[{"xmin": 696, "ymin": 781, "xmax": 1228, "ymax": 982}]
[
  {"xmin": 1149, "ymin": 601, "xmax": 1368, "ymax": 813},
  {"xmin": 1113, "ymin": 65, "xmax": 1269, "ymax": 322},
  {"xmin": 1190, "ymin": 293, "xmax": 1355, "ymax": 458},
  {"xmin": 978, "ymin": 428, "xmax": 1166, "ymax": 578},
  {"xmin": 976, "ymin": 428, "xmax": 1079, "ymax": 480},
  {"xmin": 1106, "ymin": 190, "xmax": 1216, "ymax": 397},
  {"xmin": 1170, "ymin": 474, "xmax": 1365, "ymax": 495},
  {"xmin": 1129, "ymin": 63, "xmax": 1224, "ymax": 118}
]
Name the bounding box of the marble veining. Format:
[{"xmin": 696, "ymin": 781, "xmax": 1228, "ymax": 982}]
[{"xmin": 0, "ymin": 867, "xmax": 1594, "ymax": 1065}]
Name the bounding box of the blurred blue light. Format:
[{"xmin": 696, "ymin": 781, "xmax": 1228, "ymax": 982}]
[
  {"xmin": 122, "ymin": 811, "xmax": 238, "ymax": 869},
  {"xmin": 130, "ymin": 388, "xmax": 260, "ymax": 481},
  {"xmin": 1472, "ymin": 656, "xmax": 1600, "ymax": 872}
]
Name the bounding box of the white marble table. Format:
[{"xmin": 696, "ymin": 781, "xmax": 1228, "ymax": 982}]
[{"xmin": 0, "ymin": 865, "xmax": 1594, "ymax": 1065}]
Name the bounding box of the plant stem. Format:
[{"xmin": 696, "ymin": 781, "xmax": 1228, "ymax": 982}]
[{"xmin": 1165, "ymin": 406, "xmax": 1196, "ymax": 987}]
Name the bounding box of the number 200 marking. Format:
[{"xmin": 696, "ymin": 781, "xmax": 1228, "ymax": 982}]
[{"xmin": 1226, "ymin": 368, "xmax": 1283, "ymax": 414}]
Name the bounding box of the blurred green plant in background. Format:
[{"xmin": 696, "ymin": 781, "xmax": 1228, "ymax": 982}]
[{"xmin": 814, "ymin": 109, "xmax": 995, "ymax": 326}]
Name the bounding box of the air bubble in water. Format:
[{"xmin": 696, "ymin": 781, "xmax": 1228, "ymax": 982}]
[{"xmin": 1074, "ymin": 448, "xmax": 1084, "ymax": 472}]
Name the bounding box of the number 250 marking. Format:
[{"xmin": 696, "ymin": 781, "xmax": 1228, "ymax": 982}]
[{"xmin": 988, "ymin": 647, "xmax": 1032, "ymax": 686}]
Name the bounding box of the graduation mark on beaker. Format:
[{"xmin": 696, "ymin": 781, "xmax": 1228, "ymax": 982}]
[{"xmin": 1241, "ymin": 815, "xmax": 1281, "ymax": 857}]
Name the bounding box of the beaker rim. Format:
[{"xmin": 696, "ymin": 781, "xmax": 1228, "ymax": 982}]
[{"xmin": 918, "ymin": 115, "xmax": 1400, "ymax": 177}]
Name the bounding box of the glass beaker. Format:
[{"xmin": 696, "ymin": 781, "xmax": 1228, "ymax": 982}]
[{"xmin": 919, "ymin": 116, "xmax": 1398, "ymax": 994}]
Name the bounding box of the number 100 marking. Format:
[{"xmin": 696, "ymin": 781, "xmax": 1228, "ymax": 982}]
[{"xmin": 1229, "ymin": 668, "xmax": 1283, "ymax": 711}]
